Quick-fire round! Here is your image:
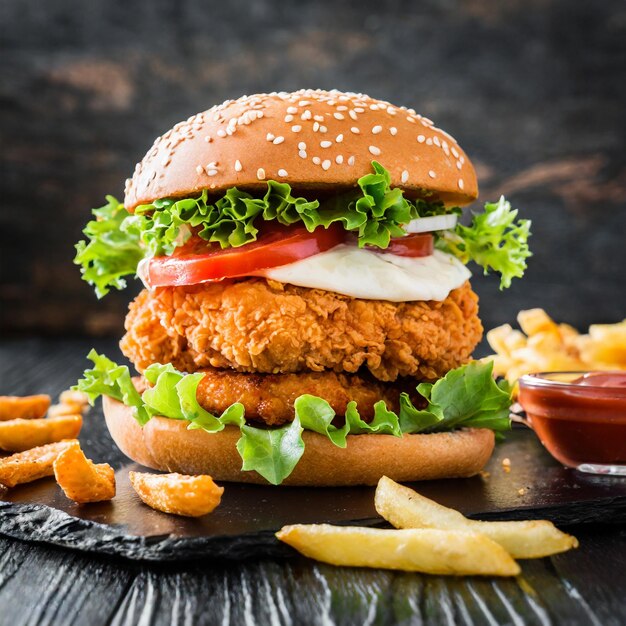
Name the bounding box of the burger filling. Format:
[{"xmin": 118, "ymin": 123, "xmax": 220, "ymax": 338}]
[{"xmin": 74, "ymin": 161, "xmax": 530, "ymax": 484}]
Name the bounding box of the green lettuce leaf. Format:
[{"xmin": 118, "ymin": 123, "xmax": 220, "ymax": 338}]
[
  {"xmin": 293, "ymin": 395, "xmax": 349, "ymax": 447},
  {"xmin": 237, "ymin": 418, "xmax": 305, "ymax": 486},
  {"xmin": 74, "ymin": 352, "xmax": 512, "ymax": 484},
  {"xmin": 437, "ymin": 196, "xmax": 532, "ymax": 289},
  {"xmin": 75, "ymin": 349, "xmax": 149, "ymax": 425},
  {"xmin": 345, "ymin": 400, "xmax": 402, "ymax": 436},
  {"xmin": 74, "ymin": 196, "xmax": 144, "ymax": 298}
]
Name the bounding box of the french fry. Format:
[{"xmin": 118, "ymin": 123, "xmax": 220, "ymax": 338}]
[
  {"xmin": 483, "ymin": 308, "xmax": 626, "ymax": 387},
  {"xmin": 0, "ymin": 415, "xmax": 82, "ymax": 452},
  {"xmin": 48, "ymin": 402, "xmax": 86, "ymax": 418},
  {"xmin": 486, "ymin": 324, "xmax": 518, "ymax": 356},
  {"xmin": 375, "ymin": 476, "xmax": 578, "ymax": 559},
  {"xmin": 129, "ymin": 472, "xmax": 224, "ymax": 517},
  {"xmin": 59, "ymin": 390, "xmax": 90, "ymax": 407},
  {"xmin": 53, "ymin": 441, "xmax": 115, "ymax": 503},
  {"xmin": 276, "ymin": 524, "xmax": 520, "ymax": 576},
  {"xmin": 517, "ymin": 308, "xmax": 559, "ymax": 337},
  {"xmin": 0, "ymin": 441, "xmax": 76, "ymax": 488},
  {"xmin": 48, "ymin": 389, "xmax": 91, "ymax": 418},
  {"xmin": 0, "ymin": 395, "xmax": 50, "ymax": 421},
  {"xmin": 579, "ymin": 320, "xmax": 626, "ymax": 368}
]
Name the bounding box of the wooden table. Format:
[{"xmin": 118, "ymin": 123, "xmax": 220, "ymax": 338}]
[{"xmin": 1, "ymin": 338, "xmax": 625, "ymax": 625}]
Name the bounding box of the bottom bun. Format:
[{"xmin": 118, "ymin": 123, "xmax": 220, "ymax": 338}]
[{"xmin": 103, "ymin": 395, "xmax": 495, "ymax": 486}]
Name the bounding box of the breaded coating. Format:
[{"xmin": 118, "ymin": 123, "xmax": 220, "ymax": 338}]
[
  {"xmin": 194, "ymin": 367, "xmax": 418, "ymax": 426},
  {"xmin": 121, "ymin": 279, "xmax": 482, "ymax": 382}
]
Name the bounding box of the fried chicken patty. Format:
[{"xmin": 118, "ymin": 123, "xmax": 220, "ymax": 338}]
[
  {"xmin": 192, "ymin": 367, "xmax": 425, "ymax": 426},
  {"xmin": 121, "ymin": 279, "xmax": 482, "ymax": 382}
]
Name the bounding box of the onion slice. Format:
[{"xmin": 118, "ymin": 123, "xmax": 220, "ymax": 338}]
[{"xmin": 404, "ymin": 214, "xmax": 458, "ymax": 233}]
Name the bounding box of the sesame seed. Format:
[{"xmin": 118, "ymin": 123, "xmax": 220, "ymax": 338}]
[
  {"xmin": 369, "ymin": 145, "xmax": 381, "ymax": 155},
  {"xmin": 451, "ymin": 147, "xmax": 460, "ymax": 158},
  {"xmin": 351, "ymin": 127, "xmax": 360, "ymax": 134},
  {"xmin": 320, "ymin": 140, "xmax": 332, "ymax": 148},
  {"xmin": 458, "ymin": 178, "xmax": 464, "ymax": 190},
  {"xmin": 266, "ymin": 133, "xmax": 275, "ymax": 141},
  {"xmin": 406, "ymin": 116, "xmax": 416, "ymax": 123},
  {"xmin": 301, "ymin": 110, "xmax": 312, "ymax": 120},
  {"xmin": 401, "ymin": 170, "xmax": 409, "ymax": 183},
  {"xmin": 372, "ymin": 125, "xmax": 383, "ymax": 134},
  {"xmin": 428, "ymin": 170, "xmax": 436, "ymax": 178},
  {"xmin": 390, "ymin": 127, "xmax": 398, "ymax": 136},
  {"xmin": 284, "ymin": 114, "xmax": 294, "ymax": 123},
  {"xmin": 334, "ymin": 112, "xmax": 345, "ymax": 120},
  {"xmin": 348, "ymin": 156, "xmax": 356, "ymax": 166},
  {"xmin": 313, "ymin": 122, "xmax": 320, "ymax": 132},
  {"xmin": 314, "ymin": 115, "xmax": 324, "ymax": 122},
  {"xmin": 278, "ymin": 169, "xmax": 288, "ymax": 177},
  {"xmin": 299, "ymin": 100, "xmax": 311, "ymax": 106},
  {"xmin": 337, "ymin": 105, "xmax": 348, "ymax": 111},
  {"xmin": 312, "ymin": 156, "xmax": 321, "ymax": 165},
  {"xmin": 336, "ymin": 155, "xmax": 344, "ymax": 164},
  {"xmin": 298, "ymin": 141, "xmax": 307, "ymax": 150},
  {"xmin": 322, "ymin": 159, "xmax": 331, "ymax": 170},
  {"xmin": 417, "ymin": 135, "xmax": 425, "ymax": 143},
  {"xmin": 207, "ymin": 169, "xmax": 218, "ymax": 176},
  {"xmin": 287, "ymin": 106, "xmax": 298, "ymax": 114},
  {"xmin": 456, "ymin": 161, "xmax": 462, "ymax": 170},
  {"xmin": 204, "ymin": 136, "xmax": 212, "ymax": 143},
  {"xmin": 349, "ymin": 110, "xmax": 358, "ymax": 120},
  {"xmin": 195, "ymin": 165, "xmax": 204, "ymax": 175},
  {"xmin": 319, "ymin": 125, "xmax": 328, "ymax": 133},
  {"xmin": 369, "ymin": 104, "xmax": 379, "ymax": 110},
  {"xmin": 234, "ymin": 160, "xmax": 242, "ymax": 172},
  {"xmin": 433, "ymin": 136, "xmax": 441, "ymax": 147},
  {"xmin": 273, "ymin": 136, "xmax": 285, "ymax": 145},
  {"xmin": 336, "ymin": 134, "xmax": 343, "ymax": 143},
  {"xmin": 216, "ymin": 129, "xmax": 226, "ymax": 137},
  {"xmin": 257, "ymin": 167, "xmax": 266, "ymax": 180},
  {"xmin": 299, "ymin": 150, "xmax": 307, "ymax": 159},
  {"xmin": 426, "ymin": 138, "xmax": 433, "ymax": 145},
  {"xmin": 387, "ymin": 106, "xmax": 397, "ymax": 115},
  {"xmin": 460, "ymin": 156, "xmax": 465, "ymax": 164},
  {"xmin": 291, "ymin": 125, "xmax": 302, "ymax": 132}
]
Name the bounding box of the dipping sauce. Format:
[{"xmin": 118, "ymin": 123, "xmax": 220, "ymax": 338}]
[{"xmin": 518, "ymin": 371, "xmax": 626, "ymax": 469}]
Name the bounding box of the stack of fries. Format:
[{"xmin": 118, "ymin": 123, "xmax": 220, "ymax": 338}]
[
  {"xmin": 484, "ymin": 309, "xmax": 626, "ymax": 385},
  {"xmin": 278, "ymin": 477, "xmax": 579, "ymax": 577},
  {"xmin": 0, "ymin": 389, "xmax": 117, "ymax": 503},
  {"xmin": 0, "ymin": 389, "xmax": 223, "ymax": 515}
]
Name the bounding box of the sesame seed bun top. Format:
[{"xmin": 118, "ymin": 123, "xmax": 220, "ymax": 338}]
[{"xmin": 124, "ymin": 89, "xmax": 478, "ymax": 210}]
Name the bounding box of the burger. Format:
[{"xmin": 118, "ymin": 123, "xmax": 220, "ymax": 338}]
[{"xmin": 74, "ymin": 89, "xmax": 531, "ymax": 486}]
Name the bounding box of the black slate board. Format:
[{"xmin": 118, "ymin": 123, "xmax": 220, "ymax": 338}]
[{"xmin": 2, "ymin": 425, "xmax": 626, "ymax": 562}]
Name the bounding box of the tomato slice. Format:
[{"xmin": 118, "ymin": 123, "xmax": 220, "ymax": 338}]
[
  {"xmin": 380, "ymin": 232, "xmax": 434, "ymax": 257},
  {"xmin": 143, "ymin": 224, "xmax": 345, "ymax": 287}
]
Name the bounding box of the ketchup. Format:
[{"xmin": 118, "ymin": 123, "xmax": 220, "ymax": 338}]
[
  {"xmin": 518, "ymin": 371, "xmax": 626, "ymax": 468},
  {"xmin": 572, "ymin": 372, "xmax": 626, "ymax": 388}
]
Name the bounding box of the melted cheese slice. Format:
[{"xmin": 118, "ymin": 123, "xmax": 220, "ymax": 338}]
[{"xmin": 259, "ymin": 245, "xmax": 471, "ymax": 302}]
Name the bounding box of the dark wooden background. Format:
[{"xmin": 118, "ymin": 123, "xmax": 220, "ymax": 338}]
[{"xmin": 2, "ymin": 0, "xmax": 625, "ymax": 336}]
